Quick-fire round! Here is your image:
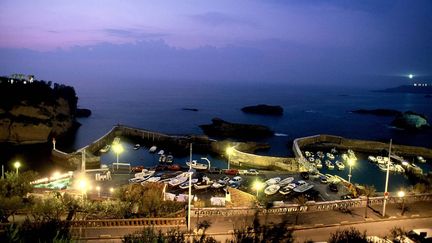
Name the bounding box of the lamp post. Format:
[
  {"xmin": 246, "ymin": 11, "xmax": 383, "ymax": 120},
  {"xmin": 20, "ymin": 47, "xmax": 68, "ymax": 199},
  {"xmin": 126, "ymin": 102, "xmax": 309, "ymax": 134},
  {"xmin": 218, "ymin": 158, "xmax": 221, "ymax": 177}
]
[
  {"xmin": 347, "ymin": 158, "xmax": 355, "ymax": 183},
  {"xmin": 14, "ymin": 161, "xmax": 21, "ymax": 175},
  {"xmin": 382, "ymin": 139, "xmax": 392, "ymax": 217},
  {"xmin": 187, "ymin": 143, "xmax": 193, "ymax": 233},
  {"xmin": 77, "ymin": 178, "xmax": 88, "ymax": 200},
  {"xmin": 398, "ymin": 190, "xmax": 405, "ymax": 215},
  {"xmin": 112, "ymin": 143, "xmax": 124, "ymax": 169},
  {"xmin": 96, "ymin": 186, "xmax": 101, "ymax": 197},
  {"xmin": 253, "ymin": 180, "xmax": 264, "ymax": 198},
  {"xmin": 226, "ymin": 147, "xmax": 234, "ymax": 170}
]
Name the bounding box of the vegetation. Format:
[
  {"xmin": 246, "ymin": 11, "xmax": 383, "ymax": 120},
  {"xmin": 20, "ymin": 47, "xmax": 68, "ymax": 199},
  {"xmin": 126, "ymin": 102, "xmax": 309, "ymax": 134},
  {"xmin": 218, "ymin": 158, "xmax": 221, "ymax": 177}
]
[
  {"xmin": 123, "ymin": 226, "xmax": 218, "ymax": 243},
  {"xmin": 115, "ymin": 183, "xmax": 185, "ymax": 218},
  {"xmin": 0, "ymin": 77, "xmax": 77, "ymax": 114},
  {"xmin": 360, "ymin": 185, "xmax": 376, "ymax": 218},
  {"xmin": 328, "ymin": 227, "xmax": 368, "ymax": 243},
  {"xmin": 0, "ymin": 171, "xmax": 37, "ymax": 222}
]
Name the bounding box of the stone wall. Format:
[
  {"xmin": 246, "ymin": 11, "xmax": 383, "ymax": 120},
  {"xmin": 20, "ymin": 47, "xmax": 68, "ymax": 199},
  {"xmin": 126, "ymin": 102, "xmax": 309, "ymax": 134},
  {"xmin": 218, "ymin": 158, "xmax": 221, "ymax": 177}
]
[
  {"xmin": 229, "ymin": 147, "xmax": 299, "ymax": 172},
  {"xmin": 293, "ymin": 134, "xmax": 432, "ymax": 159}
]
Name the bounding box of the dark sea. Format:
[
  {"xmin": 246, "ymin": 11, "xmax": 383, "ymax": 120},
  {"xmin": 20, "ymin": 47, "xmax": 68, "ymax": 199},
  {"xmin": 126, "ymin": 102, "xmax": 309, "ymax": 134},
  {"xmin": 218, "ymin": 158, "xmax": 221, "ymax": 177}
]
[{"xmin": 2, "ymin": 81, "xmax": 431, "ymax": 192}]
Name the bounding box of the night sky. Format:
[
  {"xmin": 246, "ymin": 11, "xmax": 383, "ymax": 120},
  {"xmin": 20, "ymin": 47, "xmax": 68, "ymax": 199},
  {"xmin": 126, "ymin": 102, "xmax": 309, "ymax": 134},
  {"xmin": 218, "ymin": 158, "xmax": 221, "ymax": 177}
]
[{"xmin": 0, "ymin": 0, "xmax": 431, "ymax": 87}]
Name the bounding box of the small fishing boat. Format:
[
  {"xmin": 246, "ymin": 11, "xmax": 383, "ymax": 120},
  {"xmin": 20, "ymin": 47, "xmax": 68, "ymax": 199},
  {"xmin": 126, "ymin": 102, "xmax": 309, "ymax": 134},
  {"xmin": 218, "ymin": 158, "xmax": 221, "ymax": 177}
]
[
  {"xmin": 100, "ymin": 145, "xmax": 111, "ymax": 153},
  {"xmin": 293, "ymin": 183, "xmax": 314, "ymax": 193},
  {"xmin": 341, "ymin": 153, "xmax": 348, "ymax": 161},
  {"xmin": 179, "ymin": 179, "xmax": 198, "ymax": 189},
  {"xmin": 133, "ymin": 144, "xmax": 141, "ymax": 150},
  {"xmin": 368, "ymin": 156, "xmax": 377, "ymax": 163},
  {"xmin": 305, "ymin": 151, "xmax": 311, "ymax": 157},
  {"xmin": 279, "ymin": 186, "xmax": 292, "ymax": 195},
  {"xmin": 149, "ymin": 146, "xmax": 157, "ymax": 153},
  {"xmin": 326, "ymin": 153, "xmax": 335, "ymax": 160},
  {"xmin": 194, "ymin": 182, "xmax": 212, "ymax": 190},
  {"xmin": 417, "ymin": 156, "xmax": 426, "ymax": 163},
  {"xmin": 166, "ymin": 155, "xmax": 174, "ymax": 163},
  {"xmin": 133, "ymin": 169, "xmax": 155, "ymax": 179},
  {"xmin": 167, "ymin": 164, "xmax": 181, "ymax": 171},
  {"xmin": 317, "ymin": 151, "xmax": 325, "ymax": 158},
  {"xmin": 158, "ymin": 150, "xmax": 165, "ymax": 155},
  {"xmin": 168, "ymin": 172, "xmax": 190, "ymax": 187},
  {"xmin": 142, "ymin": 176, "xmax": 161, "ymax": 184},
  {"xmin": 265, "ymin": 177, "xmax": 281, "ymax": 186},
  {"xmin": 308, "ymin": 157, "xmax": 315, "ymax": 162},
  {"xmin": 159, "ymin": 154, "xmax": 167, "ymax": 163},
  {"xmin": 186, "ymin": 160, "xmax": 208, "ymax": 170},
  {"xmin": 335, "ymin": 161, "xmax": 345, "ymax": 170},
  {"xmin": 279, "ymin": 177, "xmax": 294, "ymax": 186},
  {"xmin": 325, "ymin": 160, "xmax": 334, "ymax": 170},
  {"xmin": 286, "ymin": 183, "xmax": 297, "ymax": 189},
  {"xmin": 315, "ymin": 159, "xmax": 323, "ymax": 169},
  {"xmin": 264, "ymin": 184, "xmax": 281, "ymax": 195}
]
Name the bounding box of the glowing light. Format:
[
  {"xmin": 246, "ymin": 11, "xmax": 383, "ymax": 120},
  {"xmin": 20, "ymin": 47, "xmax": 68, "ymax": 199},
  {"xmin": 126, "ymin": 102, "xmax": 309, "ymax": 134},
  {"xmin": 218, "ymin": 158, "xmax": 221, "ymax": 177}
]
[
  {"xmin": 112, "ymin": 143, "xmax": 124, "ymax": 154},
  {"xmin": 398, "ymin": 190, "xmax": 405, "ymax": 198},
  {"xmin": 51, "ymin": 171, "xmax": 61, "ymax": 179},
  {"xmin": 408, "ymin": 74, "xmax": 414, "ymax": 79},
  {"xmin": 253, "ymin": 180, "xmax": 265, "ymax": 192},
  {"xmin": 14, "ymin": 161, "xmax": 21, "ymax": 169},
  {"xmin": 347, "ymin": 158, "xmax": 356, "ymax": 166},
  {"xmin": 226, "ymin": 147, "xmax": 234, "ymax": 155},
  {"xmin": 109, "ymin": 187, "xmax": 114, "ymax": 193}
]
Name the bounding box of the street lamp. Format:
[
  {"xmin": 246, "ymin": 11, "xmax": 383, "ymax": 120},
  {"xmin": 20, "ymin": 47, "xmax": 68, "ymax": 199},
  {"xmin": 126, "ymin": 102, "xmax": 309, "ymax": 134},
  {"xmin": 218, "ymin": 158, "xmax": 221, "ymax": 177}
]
[
  {"xmin": 347, "ymin": 158, "xmax": 355, "ymax": 183},
  {"xmin": 398, "ymin": 190, "xmax": 405, "ymax": 215},
  {"xmin": 253, "ymin": 180, "xmax": 264, "ymax": 198},
  {"xmin": 112, "ymin": 143, "xmax": 124, "ymax": 169},
  {"xmin": 14, "ymin": 161, "xmax": 21, "ymax": 175},
  {"xmin": 96, "ymin": 186, "xmax": 101, "ymax": 197},
  {"xmin": 226, "ymin": 147, "xmax": 234, "ymax": 170},
  {"xmin": 76, "ymin": 177, "xmax": 89, "ymax": 200}
]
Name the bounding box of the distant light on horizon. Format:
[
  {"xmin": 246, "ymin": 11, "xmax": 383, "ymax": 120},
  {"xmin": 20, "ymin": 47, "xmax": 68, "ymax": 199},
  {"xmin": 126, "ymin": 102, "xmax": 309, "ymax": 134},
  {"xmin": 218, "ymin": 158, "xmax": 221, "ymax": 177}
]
[{"xmin": 409, "ymin": 74, "xmax": 414, "ymax": 79}]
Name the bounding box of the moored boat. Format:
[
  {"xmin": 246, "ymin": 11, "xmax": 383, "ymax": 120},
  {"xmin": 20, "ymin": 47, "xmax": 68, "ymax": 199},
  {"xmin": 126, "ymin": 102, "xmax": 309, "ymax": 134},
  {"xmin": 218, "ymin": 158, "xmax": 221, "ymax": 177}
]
[
  {"xmin": 279, "ymin": 186, "xmax": 292, "ymax": 195},
  {"xmin": 315, "ymin": 159, "xmax": 323, "ymax": 169},
  {"xmin": 279, "ymin": 177, "xmax": 294, "ymax": 186},
  {"xmin": 265, "ymin": 177, "xmax": 281, "ymax": 186},
  {"xmin": 186, "ymin": 160, "xmax": 208, "ymax": 170},
  {"xmin": 293, "ymin": 183, "xmax": 314, "ymax": 193},
  {"xmin": 325, "ymin": 160, "xmax": 334, "ymax": 170},
  {"xmin": 168, "ymin": 172, "xmax": 191, "ymax": 187},
  {"xmin": 149, "ymin": 146, "xmax": 157, "ymax": 153},
  {"xmin": 100, "ymin": 145, "xmax": 111, "ymax": 153},
  {"xmin": 179, "ymin": 179, "xmax": 198, "ymax": 189},
  {"xmin": 166, "ymin": 155, "xmax": 174, "ymax": 163},
  {"xmin": 133, "ymin": 144, "xmax": 141, "ymax": 150},
  {"xmin": 417, "ymin": 156, "xmax": 426, "ymax": 163},
  {"xmin": 264, "ymin": 184, "xmax": 281, "ymax": 195},
  {"xmin": 308, "ymin": 157, "xmax": 315, "ymax": 162},
  {"xmin": 142, "ymin": 176, "xmax": 161, "ymax": 184},
  {"xmin": 335, "ymin": 161, "xmax": 345, "ymax": 170},
  {"xmin": 368, "ymin": 156, "xmax": 377, "ymax": 163},
  {"xmin": 326, "ymin": 153, "xmax": 335, "ymax": 160}
]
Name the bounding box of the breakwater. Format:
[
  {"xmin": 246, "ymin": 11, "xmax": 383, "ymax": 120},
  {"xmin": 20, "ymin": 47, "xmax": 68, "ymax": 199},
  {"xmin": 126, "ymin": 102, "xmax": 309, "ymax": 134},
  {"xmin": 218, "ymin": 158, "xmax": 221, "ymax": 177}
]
[{"xmin": 293, "ymin": 134, "xmax": 432, "ymax": 159}]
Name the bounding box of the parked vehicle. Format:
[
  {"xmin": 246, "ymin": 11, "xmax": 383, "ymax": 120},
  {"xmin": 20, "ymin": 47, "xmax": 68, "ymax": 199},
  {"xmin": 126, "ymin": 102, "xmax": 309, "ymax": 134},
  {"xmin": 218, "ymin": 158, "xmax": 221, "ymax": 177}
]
[
  {"xmin": 244, "ymin": 169, "xmax": 259, "ymax": 175},
  {"xmin": 224, "ymin": 169, "xmax": 239, "ymax": 175},
  {"xmin": 228, "ymin": 176, "xmax": 242, "ymax": 185}
]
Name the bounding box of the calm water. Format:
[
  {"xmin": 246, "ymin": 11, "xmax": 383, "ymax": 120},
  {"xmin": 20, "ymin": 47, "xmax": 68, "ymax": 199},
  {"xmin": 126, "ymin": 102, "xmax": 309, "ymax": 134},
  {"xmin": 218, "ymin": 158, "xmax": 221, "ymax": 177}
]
[{"xmin": 2, "ymin": 81, "xmax": 432, "ymax": 191}]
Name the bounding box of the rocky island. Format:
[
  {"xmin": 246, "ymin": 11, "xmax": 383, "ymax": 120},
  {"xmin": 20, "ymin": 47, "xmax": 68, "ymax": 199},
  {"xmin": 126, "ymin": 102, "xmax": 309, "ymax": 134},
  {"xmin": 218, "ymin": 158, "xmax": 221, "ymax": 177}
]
[
  {"xmin": 199, "ymin": 118, "xmax": 274, "ymax": 139},
  {"xmin": 391, "ymin": 111, "xmax": 430, "ymax": 130},
  {"xmin": 0, "ymin": 76, "xmax": 88, "ymax": 144},
  {"xmin": 241, "ymin": 104, "xmax": 283, "ymax": 116}
]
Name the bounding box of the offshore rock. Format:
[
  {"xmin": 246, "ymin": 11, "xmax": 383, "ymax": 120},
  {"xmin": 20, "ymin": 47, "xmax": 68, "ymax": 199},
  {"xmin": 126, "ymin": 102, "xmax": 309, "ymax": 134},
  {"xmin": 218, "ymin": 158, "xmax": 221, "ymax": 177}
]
[
  {"xmin": 391, "ymin": 111, "xmax": 430, "ymax": 130},
  {"xmin": 199, "ymin": 118, "xmax": 274, "ymax": 139},
  {"xmin": 241, "ymin": 104, "xmax": 283, "ymax": 116},
  {"xmin": 76, "ymin": 108, "xmax": 92, "ymax": 117},
  {"xmin": 351, "ymin": 109, "xmax": 401, "ymax": 116}
]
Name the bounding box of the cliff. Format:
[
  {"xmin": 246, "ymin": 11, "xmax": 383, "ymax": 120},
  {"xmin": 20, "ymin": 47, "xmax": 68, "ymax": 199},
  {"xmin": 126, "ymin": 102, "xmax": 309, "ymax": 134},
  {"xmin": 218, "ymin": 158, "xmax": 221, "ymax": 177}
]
[{"xmin": 0, "ymin": 77, "xmax": 81, "ymax": 144}]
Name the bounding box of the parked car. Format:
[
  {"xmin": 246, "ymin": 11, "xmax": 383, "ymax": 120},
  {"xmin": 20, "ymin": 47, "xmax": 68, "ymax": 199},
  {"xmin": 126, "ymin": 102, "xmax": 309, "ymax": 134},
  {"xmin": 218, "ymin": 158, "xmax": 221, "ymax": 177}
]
[
  {"xmin": 244, "ymin": 169, "xmax": 259, "ymax": 175},
  {"xmin": 329, "ymin": 183, "xmax": 338, "ymax": 192},
  {"xmin": 228, "ymin": 176, "xmax": 243, "ymax": 185},
  {"xmin": 218, "ymin": 176, "xmax": 230, "ymax": 184},
  {"xmin": 208, "ymin": 167, "xmax": 222, "ymax": 174},
  {"xmin": 224, "ymin": 169, "xmax": 239, "ymax": 175}
]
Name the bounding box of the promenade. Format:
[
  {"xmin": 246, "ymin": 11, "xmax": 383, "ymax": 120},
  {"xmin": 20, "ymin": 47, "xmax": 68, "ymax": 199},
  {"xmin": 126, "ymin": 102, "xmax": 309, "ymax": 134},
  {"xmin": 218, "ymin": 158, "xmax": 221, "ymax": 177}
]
[{"xmin": 76, "ymin": 201, "xmax": 432, "ymax": 242}]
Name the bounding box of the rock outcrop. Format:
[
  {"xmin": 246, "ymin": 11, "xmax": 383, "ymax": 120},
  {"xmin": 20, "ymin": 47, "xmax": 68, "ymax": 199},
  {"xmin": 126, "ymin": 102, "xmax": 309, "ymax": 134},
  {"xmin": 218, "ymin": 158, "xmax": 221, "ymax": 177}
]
[
  {"xmin": 0, "ymin": 78, "xmax": 82, "ymax": 144},
  {"xmin": 76, "ymin": 108, "xmax": 92, "ymax": 117},
  {"xmin": 241, "ymin": 104, "xmax": 283, "ymax": 116},
  {"xmin": 351, "ymin": 109, "xmax": 401, "ymax": 116},
  {"xmin": 199, "ymin": 118, "xmax": 274, "ymax": 139},
  {"xmin": 391, "ymin": 111, "xmax": 430, "ymax": 130}
]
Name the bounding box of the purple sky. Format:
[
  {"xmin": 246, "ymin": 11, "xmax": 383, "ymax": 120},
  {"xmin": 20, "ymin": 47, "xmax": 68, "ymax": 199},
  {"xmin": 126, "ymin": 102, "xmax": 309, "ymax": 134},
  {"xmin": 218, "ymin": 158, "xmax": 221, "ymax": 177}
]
[{"xmin": 0, "ymin": 0, "xmax": 431, "ymax": 87}]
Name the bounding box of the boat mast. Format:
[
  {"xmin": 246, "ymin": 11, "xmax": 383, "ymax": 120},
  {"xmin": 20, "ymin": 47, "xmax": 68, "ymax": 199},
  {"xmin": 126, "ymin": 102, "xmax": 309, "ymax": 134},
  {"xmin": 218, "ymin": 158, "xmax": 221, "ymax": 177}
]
[
  {"xmin": 187, "ymin": 143, "xmax": 192, "ymax": 232},
  {"xmin": 382, "ymin": 139, "xmax": 392, "ymax": 217}
]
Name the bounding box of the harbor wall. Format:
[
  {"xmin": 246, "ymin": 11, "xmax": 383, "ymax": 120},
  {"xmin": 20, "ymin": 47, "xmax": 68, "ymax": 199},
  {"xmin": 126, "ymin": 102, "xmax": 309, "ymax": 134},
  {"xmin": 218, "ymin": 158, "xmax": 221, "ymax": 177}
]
[
  {"xmin": 293, "ymin": 134, "xmax": 432, "ymax": 159},
  {"xmin": 229, "ymin": 147, "xmax": 300, "ymax": 172}
]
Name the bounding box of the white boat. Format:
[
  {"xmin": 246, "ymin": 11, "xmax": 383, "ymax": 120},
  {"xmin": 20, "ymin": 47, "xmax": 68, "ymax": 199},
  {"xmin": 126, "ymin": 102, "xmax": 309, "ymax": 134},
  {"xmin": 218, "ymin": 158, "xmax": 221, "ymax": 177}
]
[
  {"xmin": 211, "ymin": 181, "xmax": 226, "ymax": 189},
  {"xmin": 186, "ymin": 160, "xmax": 208, "ymax": 170},
  {"xmin": 341, "ymin": 153, "xmax": 348, "ymax": 161},
  {"xmin": 179, "ymin": 179, "xmax": 198, "ymax": 189},
  {"xmin": 168, "ymin": 172, "xmax": 190, "ymax": 187},
  {"xmin": 264, "ymin": 184, "xmax": 281, "ymax": 195},
  {"xmin": 325, "ymin": 160, "xmax": 334, "ymax": 170},
  {"xmin": 417, "ymin": 156, "xmax": 426, "ymax": 163},
  {"xmin": 348, "ymin": 149, "xmax": 357, "ymax": 160},
  {"xmin": 279, "ymin": 186, "xmax": 292, "ymax": 195},
  {"xmin": 149, "ymin": 146, "xmax": 157, "ymax": 153},
  {"xmin": 335, "ymin": 161, "xmax": 345, "ymax": 170},
  {"xmin": 315, "ymin": 159, "xmax": 323, "ymax": 169},
  {"xmin": 395, "ymin": 164, "xmax": 405, "ymax": 173},
  {"xmin": 286, "ymin": 183, "xmax": 297, "ymax": 189},
  {"xmin": 308, "ymin": 157, "xmax": 315, "ymax": 162},
  {"xmin": 142, "ymin": 176, "xmax": 161, "ymax": 184},
  {"xmin": 100, "ymin": 145, "xmax": 111, "ymax": 153},
  {"xmin": 279, "ymin": 177, "xmax": 294, "ymax": 185},
  {"xmin": 133, "ymin": 169, "xmax": 155, "ymax": 179},
  {"xmin": 265, "ymin": 177, "xmax": 281, "ymax": 186},
  {"xmin": 293, "ymin": 183, "xmax": 314, "ymax": 193},
  {"xmin": 194, "ymin": 182, "xmax": 212, "ymax": 190},
  {"xmin": 133, "ymin": 144, "xmax": 141, "ymax": 150},
  {"xmin": 166, "ymin": 155, "xmax": 174, "ymax": 163},
  {"xmin": 158, "ymin": 150, "xmax": 165, "ymax": 155},
  {"xmin": 317, "ymin": 151, "xmax": 324, "ymax": 158},
  {"xmin": 159, "ymin": 154, "xmax": 167, "ymax": 163},
  {"xmin": 326, "ymin": 153, "xmax": 335, "ymax": 160},
  {"xmin": 305, "ymin": 151, "xmax": 311, "ymax": 157},
  {"xmin": 368, "ymin": 156, "xmax": 377, "ymax": 163}
]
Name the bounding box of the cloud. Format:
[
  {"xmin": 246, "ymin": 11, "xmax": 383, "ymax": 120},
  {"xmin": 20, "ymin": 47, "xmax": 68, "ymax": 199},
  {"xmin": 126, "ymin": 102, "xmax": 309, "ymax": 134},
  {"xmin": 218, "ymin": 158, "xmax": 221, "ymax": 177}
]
[
  {"xmin": 102, "ymin": 28, "xmax": 168, "ymax": 40},
  {"xmin": 188, "ymin": 11, "xmax": 256, "ymax": 27}
]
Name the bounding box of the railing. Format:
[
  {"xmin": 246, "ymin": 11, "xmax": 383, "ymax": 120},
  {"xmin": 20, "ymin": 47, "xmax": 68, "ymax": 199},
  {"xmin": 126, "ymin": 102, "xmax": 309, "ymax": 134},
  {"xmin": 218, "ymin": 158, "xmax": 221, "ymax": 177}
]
[{"xmin": 70, "ymin": 217, "xmax": 186, "ymax": 228}]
